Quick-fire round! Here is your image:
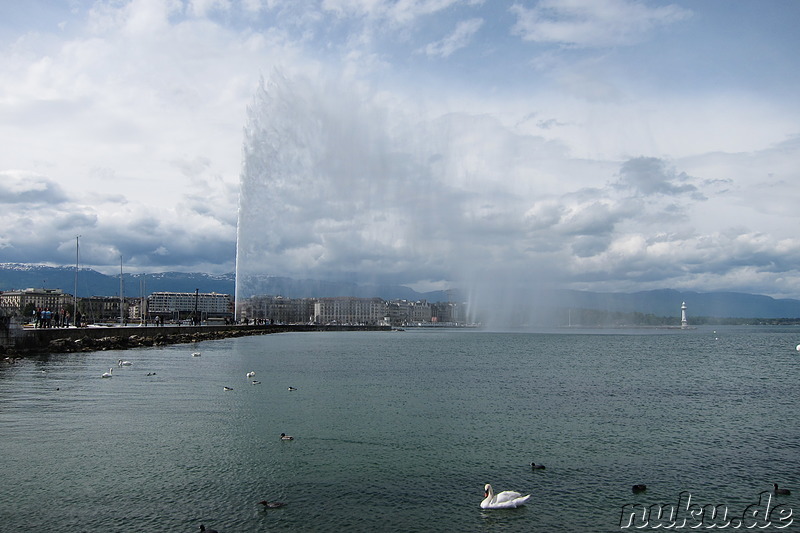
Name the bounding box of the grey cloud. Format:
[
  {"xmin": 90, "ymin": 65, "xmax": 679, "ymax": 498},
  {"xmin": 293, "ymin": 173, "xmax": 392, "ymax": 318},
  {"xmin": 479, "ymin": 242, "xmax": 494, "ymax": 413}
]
[
  {"xmin": 0, "ymin": 189, "xmax": 235, "ymax": 275},
  {"xmin": 616, "ymin": 157, "xmax": 699, "ymax": 197},
  {"xmin": 0, "ymin": 171, "xmax": 70, "ymax": 205},
  {"xmin": 570, "ymin": 235, "xmax": 611, "ymax": 258}
]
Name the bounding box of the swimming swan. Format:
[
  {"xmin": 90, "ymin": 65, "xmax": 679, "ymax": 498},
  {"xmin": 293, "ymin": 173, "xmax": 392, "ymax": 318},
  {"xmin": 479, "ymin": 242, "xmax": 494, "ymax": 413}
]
[
  {"xmin": 481, "ymin": 483, "xmax": 530, "ymax": 509},
  {"xmin": 101, "ymin": 368, "xmax": 113, "ymax": 378},
  {"xmin": 118, "ymin": 359, "xmax": 132, "ymax": 366}
]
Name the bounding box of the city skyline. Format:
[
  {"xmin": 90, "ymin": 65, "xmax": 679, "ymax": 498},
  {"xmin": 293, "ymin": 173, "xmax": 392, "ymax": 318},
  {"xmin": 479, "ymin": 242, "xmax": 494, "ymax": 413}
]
[{"xmin": 2, "ymin": 1, "xmax": 800, "ymax": 300}]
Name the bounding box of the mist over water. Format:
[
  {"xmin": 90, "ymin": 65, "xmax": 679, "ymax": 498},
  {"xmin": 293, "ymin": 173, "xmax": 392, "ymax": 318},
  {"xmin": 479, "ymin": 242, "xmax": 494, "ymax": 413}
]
[{"xmin": 235, "ymin": 71, "xmax": 562, "ymax": 324}]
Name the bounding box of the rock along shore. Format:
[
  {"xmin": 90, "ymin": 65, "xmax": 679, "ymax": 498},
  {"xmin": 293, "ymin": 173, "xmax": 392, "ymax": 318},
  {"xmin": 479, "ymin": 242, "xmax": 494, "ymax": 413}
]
[{"xmin": 1, "ymin": 324, "xmax": 390, "ymax": 358}]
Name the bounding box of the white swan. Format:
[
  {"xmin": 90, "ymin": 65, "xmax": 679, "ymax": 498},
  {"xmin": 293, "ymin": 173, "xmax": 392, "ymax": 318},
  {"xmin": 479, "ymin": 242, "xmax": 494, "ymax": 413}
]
[
  {"xmin": 101, "ymin": 368, "xmax": 113, "ymax": 378},
  {"xmin": 246, "ymin": 371, "xmax": 256, "ymax": 378},
  {"xmin": 192, "ymin": 352, "xmax": 201, "ymax": 357},
  {"xmin": 118, "ymin": 359, "xmax": 132, "ymax": 366},
  {"xmin": 481, "ymin": 483, "xmax": 530, "ymax": 509}
]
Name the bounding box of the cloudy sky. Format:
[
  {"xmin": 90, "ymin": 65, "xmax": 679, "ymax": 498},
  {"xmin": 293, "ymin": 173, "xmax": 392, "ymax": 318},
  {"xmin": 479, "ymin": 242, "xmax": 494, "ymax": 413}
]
[{"xmin": 2, "ymin": 1, "xmax": 800, "ymax": 300}]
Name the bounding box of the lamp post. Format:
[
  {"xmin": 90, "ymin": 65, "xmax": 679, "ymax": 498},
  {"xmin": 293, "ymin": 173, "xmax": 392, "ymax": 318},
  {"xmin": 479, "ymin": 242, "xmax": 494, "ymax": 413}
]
[{"xmin": 74, "ymin": 235, "xmax": 80, "ymax": 327}]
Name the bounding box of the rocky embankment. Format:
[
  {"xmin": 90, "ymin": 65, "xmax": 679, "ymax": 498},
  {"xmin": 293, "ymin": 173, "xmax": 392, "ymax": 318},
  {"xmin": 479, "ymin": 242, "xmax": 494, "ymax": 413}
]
[
  {"xmin": 2, "ymin": 324, "xmax": 388, "ymax": 357},
  {"xmin": 43, "ymin": 328, "xmax": 271, "ymax": 354}
]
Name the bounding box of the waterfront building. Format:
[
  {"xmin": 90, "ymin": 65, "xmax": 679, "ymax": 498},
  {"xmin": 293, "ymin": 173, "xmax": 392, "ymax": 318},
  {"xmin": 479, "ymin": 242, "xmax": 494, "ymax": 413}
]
[
  {"xmin": 431, "ymin": 301, "xmax": 466, "ymax": 325},
  {"xmin": 387, "ymin": 299, "xmax": 432, "ymax": 326},
  {"xmin": 0, "ymin": 288, "xmax": 73, "ymax": 317},
  {"xmin": 240, "ymin": 295, "xmax": 315, "ymax": 324},
  {"xmin": 313, "ymin": 297, "xmax": 388, "ymax": 325},
  {"xmin": 79, "ymin": 296, "xmax": 134, "ymax": 323},
  {"xmin": 147, "ymin": 291, "xmax": 233, "ymax": 320}
]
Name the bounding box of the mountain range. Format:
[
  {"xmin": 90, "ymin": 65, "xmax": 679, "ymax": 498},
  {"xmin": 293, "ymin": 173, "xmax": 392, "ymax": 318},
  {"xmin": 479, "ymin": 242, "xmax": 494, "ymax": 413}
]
[{"xmin": 2, "ymin": 263, "xmax": 800, "ymax": 319}]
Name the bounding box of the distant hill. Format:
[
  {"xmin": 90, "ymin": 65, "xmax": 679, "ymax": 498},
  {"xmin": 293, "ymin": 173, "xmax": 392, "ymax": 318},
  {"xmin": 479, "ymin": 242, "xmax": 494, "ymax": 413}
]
[
  {"xmin": 0, "ymin": 263, "xmax": 236, "ymax": 297},
  {"xmin": 0, "ymin": 263, "xmax": 446, "ymax": 301},
  {"xmin": 550, "ymin": 288, "xmax": 800, "ymax": 320},
  {"xmin": 2, "ymin": 263, "xmax": 800, "ymax": 318}
]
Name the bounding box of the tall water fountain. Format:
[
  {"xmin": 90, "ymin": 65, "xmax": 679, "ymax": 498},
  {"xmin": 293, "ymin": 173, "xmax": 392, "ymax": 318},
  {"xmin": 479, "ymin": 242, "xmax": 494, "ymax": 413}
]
[
  {"xmin": 235, "ymin": 71, "xmax": 554, "ymax": 326},
  {"xmin": 235, "ymin": 72, "xmax": 445, "ymax": 315}
]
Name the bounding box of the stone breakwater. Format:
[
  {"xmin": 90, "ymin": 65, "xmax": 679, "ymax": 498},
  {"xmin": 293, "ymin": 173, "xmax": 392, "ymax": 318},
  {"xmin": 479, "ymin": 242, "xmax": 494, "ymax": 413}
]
[{"xmin": 1, "ymin": 324, "xmax": 389, "ymax": 357}]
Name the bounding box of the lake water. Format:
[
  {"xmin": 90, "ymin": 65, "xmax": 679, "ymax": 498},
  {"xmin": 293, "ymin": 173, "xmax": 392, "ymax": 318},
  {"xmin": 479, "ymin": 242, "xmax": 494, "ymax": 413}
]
[{"xmin": 1, "ymin": 326, "xmax": 798, "ymax": 532}]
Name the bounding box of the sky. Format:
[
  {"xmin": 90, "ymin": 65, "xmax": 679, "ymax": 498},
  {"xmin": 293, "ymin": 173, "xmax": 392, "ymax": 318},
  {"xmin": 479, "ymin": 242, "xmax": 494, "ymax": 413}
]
[{"xmin": 2, "ymin": 0, "xmax": 800, "ymax": 301}]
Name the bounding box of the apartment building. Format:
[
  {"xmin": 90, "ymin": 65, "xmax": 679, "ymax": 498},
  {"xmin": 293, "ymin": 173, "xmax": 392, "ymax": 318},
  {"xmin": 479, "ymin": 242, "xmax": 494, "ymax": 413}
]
[
  {"xmin": 0, "ymin": 288, "xmax": 73, "ymax": 316},
  {"xmin": 313, "ymin": 297, "xmax": 388, "ymax": 325},
  {"xmin": 147, "ymin": 291, "xmax": 233, "ymax": 318},
  {"xmin": 240, "ymin": 295, "xmax": 315, "ymax": 324}
]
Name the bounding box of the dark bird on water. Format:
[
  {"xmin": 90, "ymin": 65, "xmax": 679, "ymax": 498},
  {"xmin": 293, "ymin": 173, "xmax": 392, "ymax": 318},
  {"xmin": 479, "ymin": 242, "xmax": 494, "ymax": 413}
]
[
  {"xmin": 530, "ymin": 462, "xmax": 545, "ymax": 470},
  {"xmin": 199, "ymin": 525, "xmax": 218, "ymax": 533},
  {"xmin": 774, "ymin": 483, "xmax": 791, "ymax": 495},
  {"xmin": 632, "ymin": 484, "xmax": 647, "ymax": 493},
  {"xmin": 259, "ymin": 500, "xmax": 287, "ymax": 508}
]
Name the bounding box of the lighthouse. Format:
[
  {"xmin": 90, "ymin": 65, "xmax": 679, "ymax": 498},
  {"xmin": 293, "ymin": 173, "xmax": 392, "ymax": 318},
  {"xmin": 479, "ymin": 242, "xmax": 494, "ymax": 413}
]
[{"xmin": 680, "ymin": 302, "xmax": 688, "ymax": 329}]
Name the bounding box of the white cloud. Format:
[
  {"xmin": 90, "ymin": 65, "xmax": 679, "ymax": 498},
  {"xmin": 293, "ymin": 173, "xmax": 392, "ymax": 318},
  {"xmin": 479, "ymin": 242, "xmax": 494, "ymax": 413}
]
[
  {"xmin": 423, "ymin": 17, "xmax": 483, "ymax": 58},
  {"xmin": 510, "ymin": 0, "xmax": 692, "ymax": 48}
]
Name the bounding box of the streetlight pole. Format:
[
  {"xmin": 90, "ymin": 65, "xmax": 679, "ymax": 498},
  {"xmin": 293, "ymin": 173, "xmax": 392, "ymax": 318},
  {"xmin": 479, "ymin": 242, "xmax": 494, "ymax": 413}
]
[
  {"xmin": 119, "ymin": 255, "xmax": 124, "ymax": 326},
  {"xmin": 74, "ymin": 235, "xmax": 80, "ymax": 327}
]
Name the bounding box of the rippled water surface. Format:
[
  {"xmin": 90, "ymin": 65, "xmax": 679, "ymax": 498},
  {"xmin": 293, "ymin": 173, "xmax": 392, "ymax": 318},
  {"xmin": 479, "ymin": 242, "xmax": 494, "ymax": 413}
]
[{"xmin": 1, "ymin": 326, "xmax": 798, "ymax": 532}]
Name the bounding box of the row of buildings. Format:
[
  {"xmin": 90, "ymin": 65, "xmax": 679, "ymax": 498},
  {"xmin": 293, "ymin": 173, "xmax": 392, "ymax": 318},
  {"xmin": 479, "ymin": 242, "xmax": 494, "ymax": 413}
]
[
  {"xmin": 0, "ymin": 288, "xmax": 234, "ymax": 324},
  {"xmin": 0, "ymin": 288, "xmax": 469, "ymax": 327},
  {"xmin": 239, "ymin": 295, "xmax": 467, "ymax": 326}
]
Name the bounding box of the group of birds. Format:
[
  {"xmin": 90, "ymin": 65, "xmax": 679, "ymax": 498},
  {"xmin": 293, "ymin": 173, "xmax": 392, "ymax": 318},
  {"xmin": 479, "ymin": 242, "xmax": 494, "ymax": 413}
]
[
  {"xmin": 224, "ymin": 370, "xmax": 296, "ymax": 439},
  {"xmin": 99, "ymin": 353, "xmax": 290, "ymax": 533},
  {"xmin": 629, "ymin": 482, "xmax": 790, "ymax": 496},
  {"xmin": 220, "ymin": 370, "xmax": 296, "ymax": 391},
  {"xmin": 99, "ymin": 358, "xmax": 134, "ymax": 378},
  {"xmin": 100, "ymin": 359, "xmax": 133, "ymax": 378},
  {"xmin": 484, "ymin": 463, "xmax": 791, "ymax": 511}
]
